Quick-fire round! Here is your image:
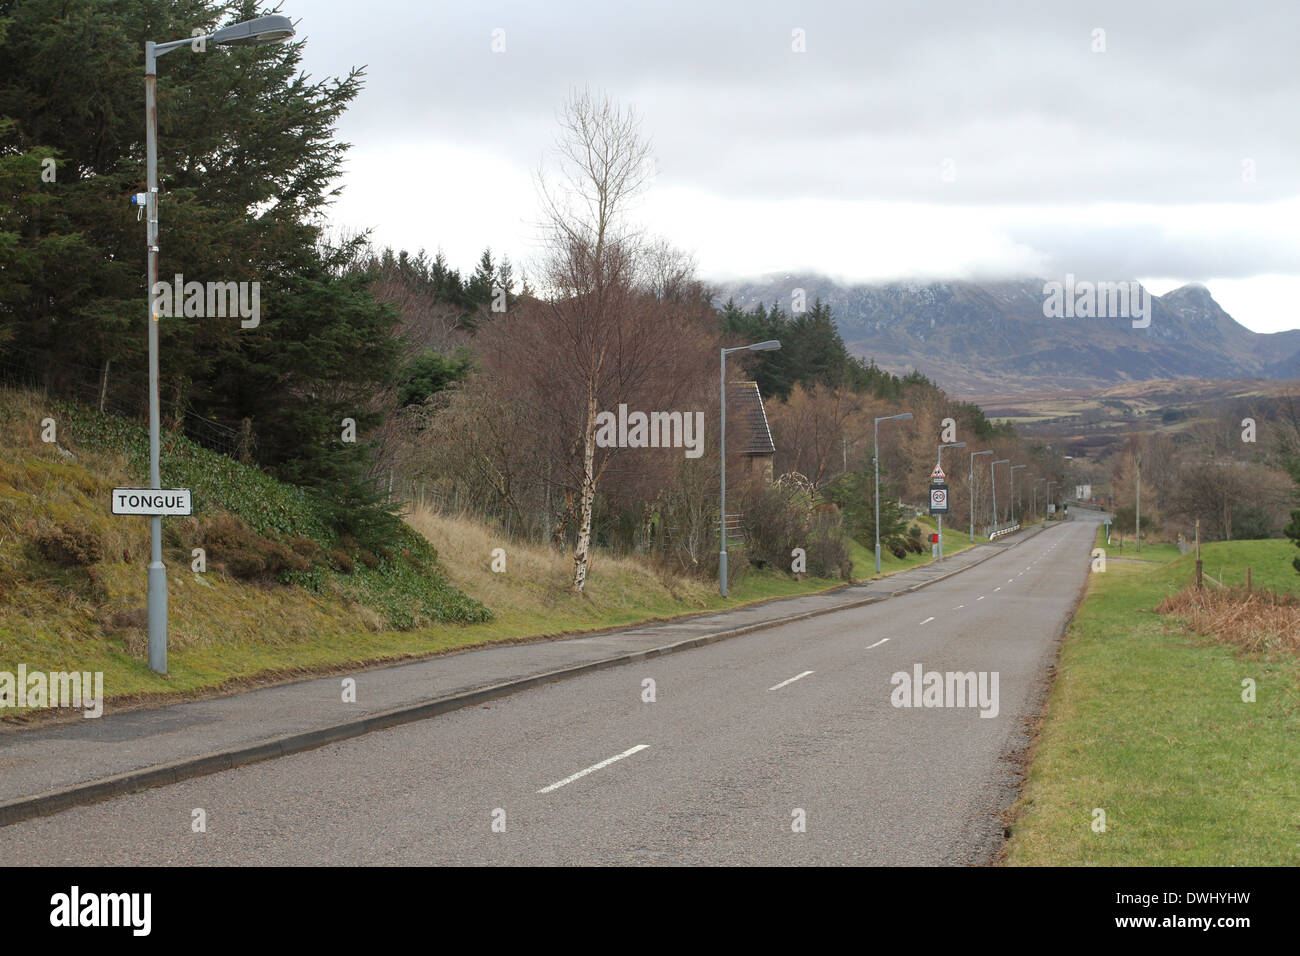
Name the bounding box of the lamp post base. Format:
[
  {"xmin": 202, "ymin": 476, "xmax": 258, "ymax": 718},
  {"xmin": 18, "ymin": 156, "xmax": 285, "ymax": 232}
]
[
  {"xmin": 147, "ymin": 562, "xmax": 167, "ymax": 674},
  {"xmin": 719, "ymin": 551, "xmax": 728, "ymax": 597}
]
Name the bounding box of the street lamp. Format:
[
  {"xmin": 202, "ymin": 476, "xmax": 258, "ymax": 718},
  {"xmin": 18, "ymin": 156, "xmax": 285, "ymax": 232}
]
[
  {"xmin": 719, "ymin": 340, "xmax": 780, "ymax": 596},
  {"xmin": 970, "ymin": 450, "xmax": 992, "ymax": 542},
  {"xmin": 936, "ymin": 441, "xmax": 965, "ymax": 560},
  {"xmin": 1009, "ymin": 464, "xmax": 1026, "ymax": 526},
  {"xmin": 1034, "ymin": 477, "xmax": 1047, "ymax": 521},
  {"xmin": 991, "ymin": 459, "xmax": 1009, "ymax": 534},
  {"xmin": 873, "ymin": 412, "xmax": 913, "ymax": 573},
  {"xmin": 1134, "ymin": 452, "xmax": 1142, "ymax": 553},
  {"xmin": 141, "ymin": 14, "xmax": 296, "ymax": 673}
]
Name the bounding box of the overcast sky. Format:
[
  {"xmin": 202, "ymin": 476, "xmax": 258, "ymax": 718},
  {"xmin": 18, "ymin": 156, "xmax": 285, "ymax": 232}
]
[{"xmin": 294, "ymin": 0, "xmax": 1300, "ymax": 333}]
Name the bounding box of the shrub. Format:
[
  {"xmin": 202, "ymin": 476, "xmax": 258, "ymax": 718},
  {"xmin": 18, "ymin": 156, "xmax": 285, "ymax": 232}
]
[
  {"xmin": 288, "ymin": 536, "xmax": 325, "ymax": 564},
  {"xmin": 745, "ymin": 485, "xmax": 849, "ymax": 579},
  {"xmin": 34, "ymin": 521, "xmax": 104, "ymax": 567},
  {"xmin": 807, "ymin": 511, "xmax": 851, "ymax": 580},
  {"xmin": 200, "ymin": 514, "xmax": 310, "ymax": 581},
  {"xmin": 743, "ymin": 485, "xmax": 806, "ymax": 570}
]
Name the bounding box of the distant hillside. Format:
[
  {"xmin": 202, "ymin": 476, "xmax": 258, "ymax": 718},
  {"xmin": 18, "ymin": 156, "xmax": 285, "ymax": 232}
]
[
  {"xmin": 973, "ymin": 378, "xmax": 1300, "ymax": 459},
  {"xmin": 712, "ymin": 275, "xmax": 1300, "ymax": 396}
]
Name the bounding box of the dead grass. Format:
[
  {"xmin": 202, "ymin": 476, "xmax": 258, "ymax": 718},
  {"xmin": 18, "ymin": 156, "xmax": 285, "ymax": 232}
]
[
  {"xmin": 403, "ymin": 506, "xmax": 715, "ymax": 618},
  {"xmin": 1155, "ymin": 585, "xmax": 1300, "ymax": 656}
]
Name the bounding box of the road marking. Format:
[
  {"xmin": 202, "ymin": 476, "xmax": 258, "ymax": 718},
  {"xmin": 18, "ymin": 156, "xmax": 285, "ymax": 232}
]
[
  {"xmin": 1008, "ymin": 578, "xmax": 1014, "ymax": 583},
  {"xmin": 977, "ymin": 595, "xmax": 985, "ymax": 600},
  {"xmin": 769, "ymin": 670, "xmax": 815, "ymax": 691},
  {"xmin": 994, "ymin": 587, "xmax": 1001, "ymax": 592},
  {"xmin": 954, "ymin": 604, "xmax": 965, "ymax": 609},
  {"xmin": 867, "ymin": 638, "xmax": 889, "ymax": 649},
  {"xmin": 537, "ymin": 744, "xmax": 649, "ymax": 794},
  {"xmin": 920, "ymin": 616, "xmax": 935, "ymax": 625}
]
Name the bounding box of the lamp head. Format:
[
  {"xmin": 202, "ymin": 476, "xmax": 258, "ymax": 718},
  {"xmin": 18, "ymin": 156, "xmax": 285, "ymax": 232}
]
[{"xmin": 213, "ymin": 14, "xmax": 295, "ymax": 47}]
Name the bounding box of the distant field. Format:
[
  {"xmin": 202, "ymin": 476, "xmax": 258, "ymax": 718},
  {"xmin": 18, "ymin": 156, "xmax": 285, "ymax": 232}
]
[{"xmin": 975, "ymin": 377, "xmax": 1300, "ymax": 453}]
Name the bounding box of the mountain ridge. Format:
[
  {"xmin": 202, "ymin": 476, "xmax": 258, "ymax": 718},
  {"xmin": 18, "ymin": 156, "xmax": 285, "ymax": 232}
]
[{"xmin": 711, "ymin": 274, "xmax": 1300, "ymax": 396}]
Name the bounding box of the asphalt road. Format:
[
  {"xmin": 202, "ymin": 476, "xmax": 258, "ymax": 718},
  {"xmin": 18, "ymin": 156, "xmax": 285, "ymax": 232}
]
[{"xmin": 1, "ymin": 513, "xmax": 1101, "ymax": 865}]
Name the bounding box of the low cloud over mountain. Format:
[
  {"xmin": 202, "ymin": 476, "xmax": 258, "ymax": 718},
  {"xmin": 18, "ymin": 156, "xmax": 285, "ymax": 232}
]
[{"xmin": 714, "ymin": 275, "xmax": 1300, "ymax": 396}]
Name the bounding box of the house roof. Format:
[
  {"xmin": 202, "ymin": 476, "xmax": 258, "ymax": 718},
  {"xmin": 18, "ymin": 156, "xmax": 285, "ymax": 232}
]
[{"xmin": 728, "ymin": 381, "xmax": 775, "ymax": 456}]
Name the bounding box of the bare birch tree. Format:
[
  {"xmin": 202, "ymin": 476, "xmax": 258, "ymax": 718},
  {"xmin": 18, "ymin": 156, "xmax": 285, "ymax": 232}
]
[{"xmin": 537, "ymin": 89, "xmax": 654, "ymax": 592}]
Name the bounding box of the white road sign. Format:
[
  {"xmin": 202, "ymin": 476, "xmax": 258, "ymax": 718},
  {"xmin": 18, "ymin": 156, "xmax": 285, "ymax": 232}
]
[
  {"xmin": 111, "ymin": 488, "xmax": 192, "ymax": 516},
  {"xmin": 929, "ymin": 484, "xmax": 949, "ymax": 514},
  {"xmin": 930, "ymin": 463, "xmax": 946, "ymax": 482}
]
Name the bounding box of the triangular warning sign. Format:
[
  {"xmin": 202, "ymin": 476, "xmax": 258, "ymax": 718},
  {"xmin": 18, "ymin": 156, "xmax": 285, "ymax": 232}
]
[{"xmin": 930, "ymin": 463, "xmax": 946, "ymax": 481}]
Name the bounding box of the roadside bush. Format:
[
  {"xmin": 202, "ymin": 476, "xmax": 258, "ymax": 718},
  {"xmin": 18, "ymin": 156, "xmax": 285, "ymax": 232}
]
[
  {"xmin": 745, "ymin": 485, "xmax": 849, "ymax": 579},
  {"xmin": 744, "ymin": 484, "xmax": 806, "ymax": 570},
  {"xmin": 200, "ymin": 513, "xmax": 310, "ymax": 581},
  {"xmin": 807, "ymin": 510, "xmax": 851, "ymax": 580},
  {"xmin": 33, "ymin": 520, "xmax": 104, "ymax": 567}
]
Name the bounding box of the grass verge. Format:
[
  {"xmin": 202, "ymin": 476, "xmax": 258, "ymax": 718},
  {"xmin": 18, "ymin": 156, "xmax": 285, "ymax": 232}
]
[{"xmin": 1003, "ymin": 538, "xmax": 1300, "ymax": 865}]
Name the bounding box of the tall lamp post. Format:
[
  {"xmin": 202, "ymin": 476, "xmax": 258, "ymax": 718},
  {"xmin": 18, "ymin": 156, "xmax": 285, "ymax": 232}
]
[
  {"xmin": 141, "ymin": 14, "xmax": 296, "ymax": 674},
  {"xmin": 936, "ymin": 441, "xmax": 965, "ymax": 559},
  {"xmin": 970, "ymin": 449, "xmax": 992, "ymax": 542},
  {"xmin": 1134, "ymin": 452, "xmax": 1142, "ymax": 553},
  {"xmin": 990, "ymin": 458, "xmax": 1009, "ymax": 534},
  {"xmin": 719, "ymin": 340, "xmax": 781, "ymax": 596},
  {"xmin": 873, "ymin": 412, "xmax": 913, "ymax": 573},
  {"xmin": 1009, "ymin": 464, "xmax": 1026, "ymax": 526}
]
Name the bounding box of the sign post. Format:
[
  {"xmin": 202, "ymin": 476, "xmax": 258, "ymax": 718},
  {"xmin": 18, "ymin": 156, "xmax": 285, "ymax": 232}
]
[
  {"xmin": 112, "ymin": 487, "xmax": 192, "ymax": 675},
  {"xmin": 929, "ymin": 462, "xmax": 947, "ymax": 560},
  {"xmin": 929, "ymin": 481, "xmax": 949, "ymax": 559}
]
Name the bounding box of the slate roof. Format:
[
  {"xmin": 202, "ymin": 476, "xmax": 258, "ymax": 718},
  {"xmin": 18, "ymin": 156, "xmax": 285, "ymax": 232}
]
[{"xmin": 728, "ymin": 381, "xmax": 775, "ymax": 456}]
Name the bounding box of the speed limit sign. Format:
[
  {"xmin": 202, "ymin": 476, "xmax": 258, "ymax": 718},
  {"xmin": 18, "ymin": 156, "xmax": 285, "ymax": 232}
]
[{"xmin": 929, "ymin": 484, "xmax": 949, "ymax": 515}]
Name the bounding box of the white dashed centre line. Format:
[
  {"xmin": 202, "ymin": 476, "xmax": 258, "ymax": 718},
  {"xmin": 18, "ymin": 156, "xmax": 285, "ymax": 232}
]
[
  {"xmin": 954, "ymin": 605, "xmax": 965, "ymax": 610},
  {"xmin": 977, "ymin": 595, "xmax": 985, "ymax": 601},
  {"xmin": 867, "ymin": 638, "xmax": 889, "ymax": 649},
  {"xmin": 994, "ymin": 587, "xmax": 1001, "ymax": 592},
  {"xmin": 537, "ymin": 744, "xmax": 649, "ymax": 794},
  {"xmin": 769, "ymin": 670, "xmax": 815, "ymax": 691},
  {"xmin": 920, "ymin": 616, "xmax": 935, "ymax": 625}
]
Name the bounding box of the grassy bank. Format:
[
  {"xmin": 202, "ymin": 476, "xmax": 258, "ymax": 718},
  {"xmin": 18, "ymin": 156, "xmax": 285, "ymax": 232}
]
[
  {"xmin": 848, "ymin": 514, "xmax": 982, "ymax": 581},
  {"xmin": 1, "ymin": 505, "xmax": 852, "ymax": 719},
  {"xmin": 1003, "ymin": 537, "xmax": 1300, "ymax": 865},
  {"xmin": 1, "ymin": 387, "xmax": 995, "ymax": 722},
  {"xmin": 0, "ymin": 385, "xmax": 858, "ymax": 719}
]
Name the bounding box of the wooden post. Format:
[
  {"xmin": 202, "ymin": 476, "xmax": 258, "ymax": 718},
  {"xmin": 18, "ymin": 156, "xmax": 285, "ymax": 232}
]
[
  {"xmin": 1246, "ymin": 567, "xmax": 1251, "ymax": 593},
  {"xmin": 1195, "ymin": 559, "xmax": 1203, "ymax": 590}
]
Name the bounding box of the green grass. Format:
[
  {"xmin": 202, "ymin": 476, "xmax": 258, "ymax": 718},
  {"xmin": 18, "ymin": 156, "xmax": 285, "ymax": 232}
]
[
  {"xmin": 1004, "ymin": 537, "xmax": 1300, "ymax": 865},
  {"xmin": 848, "ymin": 514, "xmax": 983, "ymax": 581}
]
